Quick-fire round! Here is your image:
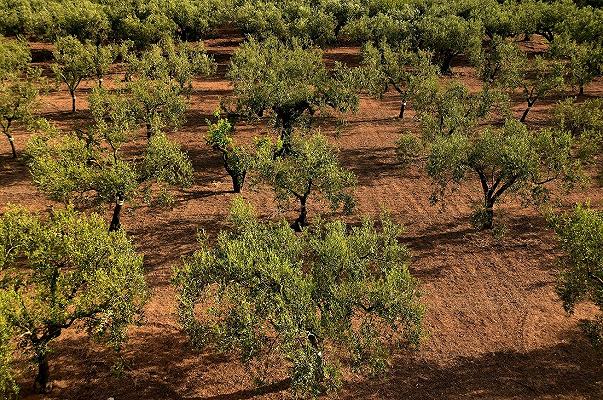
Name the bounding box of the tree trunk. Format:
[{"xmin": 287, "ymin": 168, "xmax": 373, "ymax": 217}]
[
  {"xmin": 70, "ymin": 91, "xmax": 76, "ymax": 113},
  {"xmin": 98, "ymin": 77, "xmax": 103, "ymax": 88},
  {"xmin": 520, "ymin": 101, "xmax": 534, "ymax": 123},
  {"xmin": 4, "ymin": 131, "xmax": 16, "ymax": 158},
  {"xmin": 109, "ymin": 192, "xmax": 125, "ymax": 232},
  {"xmin": 579, "ymin": 85, "xmax": 584, "ymax": 96},
  {"xmin": 441, "ymin": 54, "xmax": 454, "ymax": 75},
  {"xmin": 291, "ymin": 197, "xmax": 308, "ymax": 232},
  {"xmin": 399, "ymin": 101, "xmax": 406, "ymax": 119},
  {"xmin": 230, "ymin": 171, "xmax": 245, "ymax": 193},
  {"xmin": 483, "ymin": 199, "xmax": 494, "ymax": 230},
  {"xmin": 34, "ymin": 354, "xmax": 51, "ymax": 394},
  {"xmin": 146, "ymin": 123, "xmax": 153, "ymax": 139}
]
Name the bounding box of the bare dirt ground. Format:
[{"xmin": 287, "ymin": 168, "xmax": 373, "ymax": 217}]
[{"xmin": 1, "ymin": 32, "xmax": 602, "ymax": 399}]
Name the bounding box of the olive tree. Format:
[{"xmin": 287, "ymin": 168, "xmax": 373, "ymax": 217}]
[
  {"xmin": 174, "ymin": 198, "xmax": 424, "ymax": 397},
  {"xmin": 550, "ymin": 205, "xmax": 603, "ymax": 349},
  {"xmin": 518, "ymin": 56, "xmax": 565, "ymax": 122},
  {"xmin": 0, "ymin": 70, "xmax": 39, "ymax": 158},
  {"xmin": 361, "ymin": 40, "xmax": 438, "ymax": 119},
  {"xmin": 0, "ymin": 36, "xmax": 30, "ymax": 78},
  {"xmin": 228, "ymin": 37, "xmax": 359, "ymax": 154},
  {"xmin": 206, "ymin": 113, "xmax": 251, "ymax": 193},
  {"xmin": 255, "ymin": 133, "xmax": 356, "ymax": 231},
  {"xmin": 0, "ymin": 206, "xmax": 148, "ymax": 393},
  {"xmin": 126, "ymin": 76, "xmax": 187, "ymax": 139},
  {"xmin": 415, "ymin": 14, "xmax": 484, "ymax": 74},
  {"xmin": 551, "ymin": 36, "xmax": 603, "ymax": 96},
  {"xmin": 425, "ymin": 119, "xmax": 583, "ymax": 229},
  {"xmin": 124, "ymin": 36, "xmax": 215, "ymax": 94},
  {"xmin": 25, "ymin": 91, "xmax": 193, "ymax": 231},
  {"xmin": 51, "ymin": 36, "xmax": 94, "ymax": 112}
]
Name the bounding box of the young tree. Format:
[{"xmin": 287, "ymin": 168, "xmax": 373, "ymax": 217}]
[
  {"xmin": 475, "ymin": 36, "xmax": 524, "ymax": 89},
  {"xmin": 550, "ymin": 205, "xmax": 603, "ymax": 349},
  {"xmin": 0, "ymin": 71, "xmax": 39, "ymax": 158},
  {"xmin": 206, "ymin": 113, "xmax": 251, "ymax": 193},
  {"xmin": 425, "ymin": 119, "xmax": 583, "ymax": 229},
  {"xmin": 51, "ymin": 36, "xmax": 95, "ymax": 113},
  {"xmin": 228, "ymin": 37, "xmax": 359, "ymax": 154},
  {"xmin": 174, "ymin": 198, "xmax": 424, "ymax": 397},
  {"xmin": 0, "ymin": 206, "xmax": 148, "ymax": 393},
  {"xmin": 255, "ymin": 133, "xmax": 356, "ymax": 231},
  {"xmin": 361, "ymin": 40, "xmax": 438, "ymax": 119},
  {"xmin": 518, "ymin": 56, "xmax": 565, "ymax": 123}
]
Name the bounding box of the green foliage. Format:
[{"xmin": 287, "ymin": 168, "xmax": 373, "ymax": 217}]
[
  {"xmin": 0, "ymin": 310, "xmax": 16, "ymax": 399},
  {"xmin": 124, "ymin": 36, "xmax": 215, "ymax": 93},
  {"xmin": 174, "ymin": 198, "xmax": 424, "ymax": 397},
  {"xmin": 518, "ymin": 56, "xmax": 565, "ymax": 122},
  {"xmin": 51, "ymin": 36, "xmax": 96, "ymax": 112},
  {"xmin": 0, "ymin": 36, "xmax": 30, "ymax": 78},
  {"xmin": 554, "ymin": 98, "xmax": 603, "ymax": 161},
  {"xmin": 415, "ymin": 14, "xmax": 484, "ymax": 74},
  {"xmin": 206, "ymin": 113, "xmax": 251, "ymax": 193},
  {"xmin": 255, "ymin": 133, "xmax": 356, "ymax": 230},
  {"xmin": 551, "ymin": 35, "xmax": 603, "ymax": 95},
  {"xmin": 228, "ymin": 37, "xmax": 359, "ymax": 148},
  {"xmin": 426, "ymin": 119, "xmax": 583, "ymax": 229},
  {"xmin": 360, "ymin": 40, "xmax": 437, "ymax": 118},
  {"xmin": 142, "ymin": 132, "xmax": 194, "ymax": 187},
  {"xmin": 0, "ymin": 206, "xmax": 148, "ymax": 392},
  {"xmin": 127, "ymin": 76, "xmax": 187, "ymax": 138},
  {"xmin": 475, "ymin": 36, "xmax": 524, "ymax": 89},
  {"xmin": 412, "ymin": 80, "xmax": 505, "ymax": 139},
  {"xmin": 0, "ymin": 68, "xmax": 39, "ymax": 157},
  {"xmin": 550, "ymin": 205, "xmax": 603, "ymax": 349}
]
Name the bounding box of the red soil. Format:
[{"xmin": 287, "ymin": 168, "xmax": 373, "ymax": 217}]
[{"xmin": 1, "ymin": 34, "xmax": 602, "ymax": 399}]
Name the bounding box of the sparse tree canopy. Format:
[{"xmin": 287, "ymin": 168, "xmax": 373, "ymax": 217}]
[
  {"xmin": 0, "ymin": 206, "xmax": 148, "ymax": 393},
  {"xmin": 550, "ymin": 205, "xmax": 603, "ymax": 349},
  {"xmin": 255, "ymin": 133, "xmax": 356, "ymax": 231},
  {"xmin": 174, "ymin": 198, "xmax": 424, "ymax": 397}
]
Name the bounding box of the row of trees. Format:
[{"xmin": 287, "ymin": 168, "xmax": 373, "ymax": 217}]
[{"xmin": 1, "ymin": 0, "xmax": 602, "ymax": 50}]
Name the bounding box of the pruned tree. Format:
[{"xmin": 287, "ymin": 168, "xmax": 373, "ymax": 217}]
[
  {"xmin": 425, "ymin": 119, "xmax": 583, "ymax": 229},
  {"xmin": 89, "ymin": 43, "xmax": 116, "ymax": 88},
  {"xmin": 228, "ymin": 37, "xmax": 359, "ymax": 154},
  {"xmin": 255, "ymin": 133, "xmax": 356, "ymax": 231},
  {"xmin": 206, "ymin": 113, "xmax": 251, "ymax": 193},
  {"xmin": 0, "ymin": 36, "xmax": 31, "ymax": 79},
  {"xmin": 551, "ymin": 36, "xmax": 603, "ymax": 96},
  {"xmin": 174, "ymin": 198, "xmax": 424, "ymax": 397},
  {"xmin": 475, "ymin": 36, "xmax": 524, "ymax": 89},
  {"xmin": 549, "ymin": 205, "xmax": 603, "ymax": 349},
  {"xmin": 0, "ymin": 206, "xmax": 148, "ymax": 393},
  {"xmin": 361, "ymin": 40, "xmax": 438, "ymax": 119}
]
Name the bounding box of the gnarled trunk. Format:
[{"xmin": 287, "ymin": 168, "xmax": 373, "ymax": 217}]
[
  {"xmin": 483, "ymin": 199, "xmax": 494, "ymax": 230},
  {"xmin": 399, "ymin": 101, "xmax": 406, "ymax": 119},
  {"xmin": 520, "ymin": 99, "xmax": 536, "ymax": 123}
]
